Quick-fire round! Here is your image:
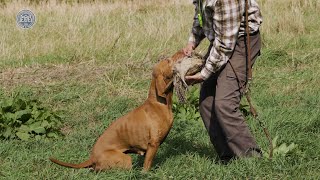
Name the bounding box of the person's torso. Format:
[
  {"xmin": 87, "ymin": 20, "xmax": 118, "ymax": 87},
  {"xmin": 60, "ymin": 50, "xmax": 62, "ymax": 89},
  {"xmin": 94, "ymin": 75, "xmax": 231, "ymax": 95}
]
[{"xmin": 199, "ymin": 0, "xmax": 262, "ymax": 42}]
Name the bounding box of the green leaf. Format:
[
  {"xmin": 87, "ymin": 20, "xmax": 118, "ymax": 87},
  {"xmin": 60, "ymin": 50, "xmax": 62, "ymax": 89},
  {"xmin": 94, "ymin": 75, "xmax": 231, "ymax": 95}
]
[
  {"xmin": 42, "ymin": 111, "xmax": 52, "ymax": 121},
  {"xmin": 3, "ymin": 127, "xmax": 13, "ymax": 139},
  {"xmin": 15, "ymin": 109, "xmax": 32, "ymax": 122},
  {"xmin": 29, "ymin": 121, "xmax": 42, "ymax": 128},
  {"xmin": 41, "ymin": 120, "xmax": 50, "ymax": 128},
  {"xmin": 1, "ymin": 93, "xmax": 63, "ymax": 140},
  {"xmin": 16, "ymin": 132, "xmax": 30, "ymax": 141},
  {"xmin": 12, "ymin": 98, "xmax": 27, "ymax": 111},
  {"xmin": 32, "ymin": 126, "xmax": 46, "ymax": 134},
  {"xmin": 1, "ymin": 99, "xmax": 14, "ymax": 112},
  {"xmin": 29, "ymin": 121, "xmax": 46, "ymax": 134},
  {"xmin": 3, "ymin": 112, "xmax": 15, "ymax": 123},
  {"xmin": 47, "ymin": 132, "xmax": 59, "ymax": 138},
  {"xmin": 32, "ymin": 109, "xmax": 43, "ymax": 120},
  {"xmin": 287, "ymin": 143, "xmax": 297, "ymax": 151},
  {"xmin": 25, "ymin": 118, "xmax": 35, "ymax": 125},
  {"xmin": 17, "ymin": 125, "xmax": 30, "ymax": 133},
  {"xmin": 35, "ymin": 135, "xmax": 42, "ymax": 140},
  {"xmin": 194, "ymin": 112, "xmax": 200, "ymax": 119},
  {"xmin": 272, "ymin": 135, "xmax": 279, "ymax": 148},
  {"xmin": 278, "ymin": 143, "xmax": 288, "ymax": 155}
]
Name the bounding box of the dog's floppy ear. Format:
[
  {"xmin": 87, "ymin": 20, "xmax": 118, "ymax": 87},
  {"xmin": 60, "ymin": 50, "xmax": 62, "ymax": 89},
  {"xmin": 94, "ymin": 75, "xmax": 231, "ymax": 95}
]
[
  {"xmin": 164, "ymin": 79, "xmax": 173, "ymax": 94},
  {"xmin": 155, "ymin": 75, "xmax": 167, "ymax": 98}
]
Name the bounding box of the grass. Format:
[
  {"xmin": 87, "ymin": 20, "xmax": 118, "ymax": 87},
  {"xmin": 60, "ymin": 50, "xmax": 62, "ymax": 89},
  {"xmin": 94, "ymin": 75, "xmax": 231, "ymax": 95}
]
[{"xmin": 1, "ymin": 0, "xmax": 320, "ymax": 179}]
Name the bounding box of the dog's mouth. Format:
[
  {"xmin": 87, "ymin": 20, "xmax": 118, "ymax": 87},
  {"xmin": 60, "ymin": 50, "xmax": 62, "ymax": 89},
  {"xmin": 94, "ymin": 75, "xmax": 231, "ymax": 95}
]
[
  {"xmin": 162, "ymin": 52, "xmax": 203, "ymax": 99},
  {"xmin": 172, "ymin": 54, "xmax": 204, "ymax": 103}
]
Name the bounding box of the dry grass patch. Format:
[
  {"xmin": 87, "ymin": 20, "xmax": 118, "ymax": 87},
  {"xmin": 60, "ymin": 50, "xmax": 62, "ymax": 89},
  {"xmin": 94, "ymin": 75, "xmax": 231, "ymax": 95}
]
[
  {"xmin": 0, "ymin": 0, "xmax": 192, "ymax": 67},
  {"xmin": 0, "ymin": 62, "xmax": 115, "ymax": 88},
  {"xmin": 0, "ymin": 60, "xmax": 153, "ymax": 101}
]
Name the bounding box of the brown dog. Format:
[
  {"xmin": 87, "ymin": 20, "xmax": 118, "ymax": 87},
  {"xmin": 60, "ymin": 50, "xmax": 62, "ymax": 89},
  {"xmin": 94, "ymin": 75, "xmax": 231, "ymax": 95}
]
[{"xmin": 49, "ymin": 51, "xmax": 186, "ymax": 171}]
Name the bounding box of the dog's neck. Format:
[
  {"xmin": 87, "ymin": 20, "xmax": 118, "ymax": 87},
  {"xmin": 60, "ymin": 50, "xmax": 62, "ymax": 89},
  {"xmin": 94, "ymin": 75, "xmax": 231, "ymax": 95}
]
[{"xmin": 148, "ymin": 78, "xmax": 173, "ymax": 107}]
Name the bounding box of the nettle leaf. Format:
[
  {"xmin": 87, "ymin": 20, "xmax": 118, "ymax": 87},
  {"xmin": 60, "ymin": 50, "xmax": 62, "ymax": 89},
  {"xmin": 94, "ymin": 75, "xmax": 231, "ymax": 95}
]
[
  {"xmin": 15, "ymin": 109, "xmax": 32, "ymax": 123},
  {"xmin": 47, "ymin": 132, "xmax": 59, "ymax": 138},
  {"xmin": 287, "ymin": 143, "xmax": 297, "ymax": 151},
  {"xmin": 277, "ymin": 143, "xmax": 288, "ymax": 154},
  {"xmin": 35, "ymin": 135, "xmax": 42, "ymax": 140},
  {"xmin": 16, "ymin": 132, "xmax": 30, "ymax": 141},
  {"xmin": 30, "ymin": 100, "xmax": 41, "ymax": 108},
  {"xmin": 25, "ymin": 118, "xmax": 36, "ymax": 125},
  {"xmin": 3, "ymin": 112, "xmax": 15, "ymax": 122},
  {"xmin": 41, "ymin": 120, "xmax": 50, "ymax": 128},
  {"xmin": 3, "ymin": 127, "xmax": 13, "ymax": 139},
  {"xmin": 17, "ymin": 125, "xmax": 30, "ymax": 133},
  {"xmin": 32, "ymin": 109, "xmax": 43, "ymax": 120},
  {"xmin": 269, "ymin": 135, "xmax": 298, "ymax": 158},
  {"xmin": 32, "ymin": 126, "xmax": 46, "ymax": 134},
  {"xmin": 42, "ymin": 111, "xmax": 52, "ymax": 121},
  {"xmin": 12, "ymin": 98, "xmax": 27, "ymax": 111},
  {"xmin": 29, "ymin": 122, "xmax": 46, "ymax": 134},
  {"xmin": 1, "ymin": 99, "xmax": 14, "ymax": 112}
]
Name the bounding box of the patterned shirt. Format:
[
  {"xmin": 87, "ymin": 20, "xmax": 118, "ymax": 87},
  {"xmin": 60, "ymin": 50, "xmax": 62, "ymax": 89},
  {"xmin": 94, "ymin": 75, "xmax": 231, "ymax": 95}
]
[{"xmin": 188, "ymin": 0, "xmax": 263, "ymax": 80}]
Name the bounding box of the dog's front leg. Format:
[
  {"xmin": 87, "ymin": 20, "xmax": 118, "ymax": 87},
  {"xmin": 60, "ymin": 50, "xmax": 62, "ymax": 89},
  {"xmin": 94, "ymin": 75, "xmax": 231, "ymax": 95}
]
[{"xmin": 143, "ymin": 142, "xmax": 160, "ymax": 171}]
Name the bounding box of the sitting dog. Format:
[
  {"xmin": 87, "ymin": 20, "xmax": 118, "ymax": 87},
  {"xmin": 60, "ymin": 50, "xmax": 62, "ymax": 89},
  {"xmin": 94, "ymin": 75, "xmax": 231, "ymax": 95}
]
[{"xmin": 49, "ymin": 51, "xmax": 186, "ymax": 171}]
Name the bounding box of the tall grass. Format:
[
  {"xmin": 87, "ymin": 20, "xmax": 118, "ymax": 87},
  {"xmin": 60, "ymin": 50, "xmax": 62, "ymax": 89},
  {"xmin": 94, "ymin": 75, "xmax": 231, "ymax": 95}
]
[
  {"xmin": 0, "ymin": 0, "xmax": 192, "ymax": 67},
  {"xmin": 0, "ymin": 0, "xmax": 319, "ymax": 179},
  {"xmin": 1, "ymin": 0, "xmax": 319, "ymax": 66}
]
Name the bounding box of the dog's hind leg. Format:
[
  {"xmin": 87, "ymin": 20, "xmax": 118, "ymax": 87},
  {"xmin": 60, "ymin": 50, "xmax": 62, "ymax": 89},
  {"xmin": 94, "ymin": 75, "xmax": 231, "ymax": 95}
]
[{"xmin": 94, "ymin": 150, "xmax": 132, "ymax": 171}]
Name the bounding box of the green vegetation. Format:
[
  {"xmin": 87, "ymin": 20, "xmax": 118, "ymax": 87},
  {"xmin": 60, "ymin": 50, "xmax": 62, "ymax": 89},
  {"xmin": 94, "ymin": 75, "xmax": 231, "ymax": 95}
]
[
  {"xmin": 0, "ymin": 0, "xmax": 319, "ymax": 179},
  {"xmin": 0, "ymin": 91, "xmax": 62, "ymax": 141}
]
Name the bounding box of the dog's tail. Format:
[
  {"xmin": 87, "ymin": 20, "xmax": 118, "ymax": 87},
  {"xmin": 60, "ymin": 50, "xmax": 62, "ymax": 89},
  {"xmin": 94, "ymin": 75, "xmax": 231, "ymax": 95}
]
[{"xmin": 49, "ymin": 157, "xmax": 93, "ymax": 169}]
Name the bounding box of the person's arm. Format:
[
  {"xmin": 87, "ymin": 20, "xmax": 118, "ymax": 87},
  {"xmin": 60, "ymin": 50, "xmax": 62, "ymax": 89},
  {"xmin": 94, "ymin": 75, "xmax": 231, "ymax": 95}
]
[
  {"xmin": 200, "ymin": 0, "xmax": 243, "ymax": 80},
  {"xmin": 188, "ymin": 0, "xmax": 206, "ymax": 48}
]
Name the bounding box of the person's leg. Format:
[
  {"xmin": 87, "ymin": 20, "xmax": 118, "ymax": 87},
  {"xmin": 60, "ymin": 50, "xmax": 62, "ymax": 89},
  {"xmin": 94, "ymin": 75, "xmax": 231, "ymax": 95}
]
[
  {"xmin": 199, "ymin": 33, "xmax": 262, "ymax": 159},
  {"xmin": 213, "ymin": 33, "xmax": 262, "ymax": 157},
  {"xmin": 199, "ymin": 43, "xmax": 235, "ymax": 161},
  {"xmin": 199, "ymin": 75, "xmax": 235, "ymax": 161}
]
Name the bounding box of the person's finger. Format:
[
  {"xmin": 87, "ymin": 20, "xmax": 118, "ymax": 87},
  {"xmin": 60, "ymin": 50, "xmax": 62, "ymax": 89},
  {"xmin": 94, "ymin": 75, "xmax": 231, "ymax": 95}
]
[{"xmin": 185, "ymin": 75, "xmax": 194, "ymax": 80}]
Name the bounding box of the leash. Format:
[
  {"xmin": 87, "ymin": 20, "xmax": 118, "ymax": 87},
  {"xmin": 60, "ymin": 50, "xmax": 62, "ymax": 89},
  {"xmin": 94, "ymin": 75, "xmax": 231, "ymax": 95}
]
[{"xmin": 243, "ymin": 0, "xmax": 273, "ymax": 159}]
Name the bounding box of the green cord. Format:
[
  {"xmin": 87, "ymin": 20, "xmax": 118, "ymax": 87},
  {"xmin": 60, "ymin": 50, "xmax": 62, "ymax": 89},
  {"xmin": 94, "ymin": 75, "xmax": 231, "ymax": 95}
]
[{"xmin": 198, "ymin": 0, "xmax": 203, "ymax": 27}]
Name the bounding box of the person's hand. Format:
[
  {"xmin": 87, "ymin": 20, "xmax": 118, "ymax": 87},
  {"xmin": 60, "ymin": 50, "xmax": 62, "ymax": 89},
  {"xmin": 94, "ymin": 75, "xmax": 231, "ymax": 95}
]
[
  {"xmin": 183, "ymin": 42, "xmax": 196, "ymax": 56},
  {"xmin": 185, "ymin": 72, "xmax": 204, "ymax": 85}
]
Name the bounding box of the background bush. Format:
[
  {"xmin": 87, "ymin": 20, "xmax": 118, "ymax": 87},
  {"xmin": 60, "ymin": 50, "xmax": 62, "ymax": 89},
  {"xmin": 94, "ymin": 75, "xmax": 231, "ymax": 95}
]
[{"xmin": 0, "ymin": 92, "xmax": 63, "ymax": 141}]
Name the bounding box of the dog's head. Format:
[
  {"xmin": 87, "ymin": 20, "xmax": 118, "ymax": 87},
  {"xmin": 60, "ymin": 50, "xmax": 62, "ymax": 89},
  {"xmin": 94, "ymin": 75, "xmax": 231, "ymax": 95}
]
[{"xmin": 152, "ymin": 50, "xmax": 186, "ymax": 98}]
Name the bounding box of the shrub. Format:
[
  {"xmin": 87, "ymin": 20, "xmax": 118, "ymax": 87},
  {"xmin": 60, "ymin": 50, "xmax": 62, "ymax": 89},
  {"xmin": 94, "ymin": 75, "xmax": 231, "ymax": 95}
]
[
  {"xmin": 0, "ymin": 93, "xmax": 63, "ymax": 141},
  {"xmin": 173, "ymin": 86, "xmax": 201, "ymax": 121}
]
